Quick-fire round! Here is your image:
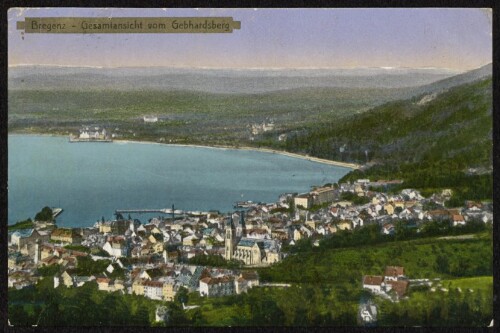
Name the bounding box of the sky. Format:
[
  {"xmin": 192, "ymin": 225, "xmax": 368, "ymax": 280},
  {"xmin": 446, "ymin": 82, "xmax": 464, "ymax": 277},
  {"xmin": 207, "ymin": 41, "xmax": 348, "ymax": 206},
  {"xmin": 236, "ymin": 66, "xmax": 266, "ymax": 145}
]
[{"xmin": 7, "ymin": 8, "xmax": 492, "ymax": 70}]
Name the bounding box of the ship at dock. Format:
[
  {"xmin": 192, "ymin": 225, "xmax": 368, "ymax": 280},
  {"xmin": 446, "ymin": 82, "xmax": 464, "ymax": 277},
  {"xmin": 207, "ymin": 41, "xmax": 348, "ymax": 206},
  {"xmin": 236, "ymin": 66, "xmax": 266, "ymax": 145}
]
[{"xmin": 69, "ymin": 126, "xmax": 113, "ymax": 142}]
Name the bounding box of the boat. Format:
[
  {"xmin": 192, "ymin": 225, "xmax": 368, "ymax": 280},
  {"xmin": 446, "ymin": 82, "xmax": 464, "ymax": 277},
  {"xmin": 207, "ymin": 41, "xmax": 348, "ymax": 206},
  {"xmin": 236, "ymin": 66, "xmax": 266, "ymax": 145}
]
[
  {"xmin": 51, "ymin": 208, "xmax": 64, "ymax": 218},
  {"xmin": 234, "ymin": 201, "xmax": 255, "ymax": 208}
]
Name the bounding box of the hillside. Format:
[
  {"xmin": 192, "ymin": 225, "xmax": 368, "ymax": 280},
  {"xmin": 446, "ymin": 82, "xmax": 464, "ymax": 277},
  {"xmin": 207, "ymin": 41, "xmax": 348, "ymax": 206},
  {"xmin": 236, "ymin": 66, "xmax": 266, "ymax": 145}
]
[
  {"xmin": 7, "ymin": 86, "xmax": 407, "ymax": 143},
  {"xmin": 262, "ymin": 77, "xmax": 493, "ymax": 201},
  {"xmin": 277, "ymin": 77, "xmax": 492, "ymax": 166}
]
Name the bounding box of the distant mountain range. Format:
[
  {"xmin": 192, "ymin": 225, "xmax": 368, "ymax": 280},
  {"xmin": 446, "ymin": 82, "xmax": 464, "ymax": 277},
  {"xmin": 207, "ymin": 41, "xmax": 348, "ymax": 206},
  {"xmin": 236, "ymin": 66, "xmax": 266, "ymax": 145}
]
[{"xmin": 8, "ymin": 65, "xmax": 469, "ymax": 94}]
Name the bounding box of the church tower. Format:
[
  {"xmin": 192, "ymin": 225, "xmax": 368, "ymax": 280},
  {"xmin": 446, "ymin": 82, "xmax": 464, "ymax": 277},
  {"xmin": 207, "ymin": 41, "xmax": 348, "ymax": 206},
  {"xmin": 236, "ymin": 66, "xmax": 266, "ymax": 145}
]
[
  {"xmin": 34, "ymin": 239, "xmax": 41, "ymax": 265},
  {"xmin": 224, "ymin": 215, "xmax": 235, "ymax": 260},
  {"xmin": 239, "ymin": 211, "xmax": 246, "ymax": 237}
]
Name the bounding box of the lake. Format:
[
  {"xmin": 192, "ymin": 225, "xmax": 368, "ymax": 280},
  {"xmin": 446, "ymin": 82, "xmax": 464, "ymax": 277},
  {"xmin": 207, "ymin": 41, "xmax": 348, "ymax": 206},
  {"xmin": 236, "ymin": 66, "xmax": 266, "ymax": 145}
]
[{"xmin": 8, "ymin": 135, "xmax": 351, "ymax": 228}]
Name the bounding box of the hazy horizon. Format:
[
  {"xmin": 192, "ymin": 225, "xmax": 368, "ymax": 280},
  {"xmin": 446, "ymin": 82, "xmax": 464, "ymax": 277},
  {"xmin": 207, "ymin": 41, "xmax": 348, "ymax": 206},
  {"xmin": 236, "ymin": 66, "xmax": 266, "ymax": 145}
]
[{"xmin": 8, "ymin": 8, "xmax": 492, "ymax": 71}]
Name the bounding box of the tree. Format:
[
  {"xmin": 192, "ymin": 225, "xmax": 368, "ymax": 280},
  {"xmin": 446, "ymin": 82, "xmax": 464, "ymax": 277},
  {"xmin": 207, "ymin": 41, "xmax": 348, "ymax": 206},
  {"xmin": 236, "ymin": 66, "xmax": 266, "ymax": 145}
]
[
  {"xmin": 175, "ymin": 286, "xmax": 189, "ymax": 305},
  {"xmin": 35, "ymin": 206, "xmax": 53, "ymax": 222},
  {"xmin": 435, "ymin": 254, "xmax": 449, "ymax": 274}
]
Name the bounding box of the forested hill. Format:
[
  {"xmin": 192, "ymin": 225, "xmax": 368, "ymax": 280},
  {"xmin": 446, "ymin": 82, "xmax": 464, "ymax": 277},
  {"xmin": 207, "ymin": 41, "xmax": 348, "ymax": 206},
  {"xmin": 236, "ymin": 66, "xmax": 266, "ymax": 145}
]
[
  {"xmin": 265, "ymin": 77, "xmax": 493, "ymax": 203},
  {"xmin": 277, "ymin": 77, "xmax": 492, "ymax": 169}
]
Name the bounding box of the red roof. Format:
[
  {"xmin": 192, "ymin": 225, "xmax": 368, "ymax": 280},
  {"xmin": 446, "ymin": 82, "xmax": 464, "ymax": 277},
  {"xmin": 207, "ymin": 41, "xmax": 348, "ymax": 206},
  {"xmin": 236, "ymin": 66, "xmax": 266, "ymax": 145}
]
[
  {"xmin": 363, "ymin": 275, "xmax": 383, "ymax": 286},
  {"xmin": 384, "ymin": 266, "xmax": 404, "ymax": 277},
  {"xmin": 387, "ymin": 280, "xmax": 409, "ymax": 297},
  {"xmin": 201, "ymin": 276, "xmax": 233, "ymax": 285},
  {"xmin": 143, "ymin": 280, "xmax": 164, "ymax": 288}
]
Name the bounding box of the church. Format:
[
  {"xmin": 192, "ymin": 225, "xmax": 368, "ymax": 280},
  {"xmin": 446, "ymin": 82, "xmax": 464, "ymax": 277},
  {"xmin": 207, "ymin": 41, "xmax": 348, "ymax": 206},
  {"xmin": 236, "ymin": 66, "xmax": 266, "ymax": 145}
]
[{"xmin": 224, "ymin": 212, "xmax": 281, "ymax": 266}]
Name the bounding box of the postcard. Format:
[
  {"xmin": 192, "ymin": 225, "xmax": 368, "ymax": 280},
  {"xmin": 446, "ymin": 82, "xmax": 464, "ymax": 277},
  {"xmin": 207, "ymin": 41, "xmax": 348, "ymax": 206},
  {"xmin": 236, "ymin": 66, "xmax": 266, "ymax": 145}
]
[{"xmin": 6, "ymin": 7, "xmax": 493, "ymax": 327}]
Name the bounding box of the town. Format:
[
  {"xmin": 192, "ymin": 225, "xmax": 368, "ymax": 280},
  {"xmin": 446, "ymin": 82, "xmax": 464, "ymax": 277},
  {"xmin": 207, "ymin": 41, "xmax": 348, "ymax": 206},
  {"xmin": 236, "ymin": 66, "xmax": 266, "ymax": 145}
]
[{"xmin": 8, "ymin": 178, "xmax": 493, "ymax": 324}]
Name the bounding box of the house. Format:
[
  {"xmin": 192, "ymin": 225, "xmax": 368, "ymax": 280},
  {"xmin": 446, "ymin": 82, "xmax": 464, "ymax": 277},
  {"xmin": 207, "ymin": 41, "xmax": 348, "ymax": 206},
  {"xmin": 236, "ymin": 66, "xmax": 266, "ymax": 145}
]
[
  {"xmin": 143, "ymin": 116, "xmax": 158, "ymax": 123},
  {"xmin": 386, "ymin": 280, "xmax": 409, "ymax": 298},
  {"xmin": 336, "ymin": 220, "xmax": 352, "ymax": 231},
  {"xmin": 384, "ymin": 204, "xmax": 395, "ymax": 215},
  {"xmin": 10, "ymin": 229, "xmax": 47, "ymax": 254},
  {"xmin": 132, "ymin": 279, "xmax": 146, "ymax": 296},
  {"xmin": 452, "ymin": 214, "xmax": 466, "ymax": 227},
  {"xmin": 161, "ymin": 279, "xmax": 177, "ymax": 301},
  {"xmin": 55, "ymin": 270, "xmax": 94, "ymax": 288},
  {"xmin": 294, "ymin": 194, "xmax": 312, "ymax": 209},
  {"xmin": 143, "ymin": 280, "xmax": 165, "ymax": 300},
  {"xmin": 199, "ymin": 276, "xmax": 235, "ymax": 297},
  {"xmin": 362, "ymin": 275, "xmax": 383, "ymax": 293},
  {"xmin": 102, "ymin": 236, "xmax": 129, "ymax": 258},
  {"xmin": 382, "ymin": 223, "xmax": 395, "ymax": 235},
  {"xmin": 51, "ymin": 228, "xmax": 82, "ymax": 245},
  {"xmin": 384, "ymin": 266, "xmax": 405, "ymax": 281},
  {"xmin": 235, "ymin": 271, "xmax": 259, "ymax": 294},
  {"xmin": 182, "ymin": 234, "xmax": 199, "ymax": 246},
  {"xmin": 426, "ymin": 209, "xmax": 451, "ymax": 221},
  {"xmin": 465, "ymin": 201, "xmax": 484, "ymax": 211},
  {"xmin": 79, "ymin": 127, "xmax": 107, "ymax": 140},
  {"xmin": 97, "ymin": 277, "xmax": 111, "ymax": 291}
]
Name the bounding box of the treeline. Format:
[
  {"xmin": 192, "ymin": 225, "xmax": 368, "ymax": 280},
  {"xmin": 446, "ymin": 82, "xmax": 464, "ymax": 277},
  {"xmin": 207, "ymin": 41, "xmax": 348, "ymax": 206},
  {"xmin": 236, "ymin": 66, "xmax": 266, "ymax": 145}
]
[
  {"xmin": 8, "ymin": 280, "xmax": 159, "ymax": 326},
  {"xmin": 184, "ymin": 283, "xmax": 358, "ymax": 326}
]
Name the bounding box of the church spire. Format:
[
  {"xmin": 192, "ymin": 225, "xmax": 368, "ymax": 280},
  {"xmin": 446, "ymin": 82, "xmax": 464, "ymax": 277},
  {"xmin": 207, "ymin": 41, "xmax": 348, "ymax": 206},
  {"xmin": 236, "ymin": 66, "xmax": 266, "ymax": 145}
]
[{"xmin": 224, "ymin": 214, "xmax": 235, "ymax": 260}]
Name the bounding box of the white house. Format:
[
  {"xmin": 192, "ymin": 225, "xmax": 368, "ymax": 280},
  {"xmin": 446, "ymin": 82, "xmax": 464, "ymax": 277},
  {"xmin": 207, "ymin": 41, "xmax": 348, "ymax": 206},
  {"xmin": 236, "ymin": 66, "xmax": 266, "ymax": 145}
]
[
  {"xmin": 143, "ymin": 280, "xmax": 164, "ymax": 300},
  {"xmin": 362, "ymin": 275, "xmax": 383, "ymax": 293},
  {"xmin": 143, "ymin": 116, "xmax": 158, "ymax": 123},
  {"xmin": 102, "ymin": 237, "xmax": 129, "ymax": 258}
]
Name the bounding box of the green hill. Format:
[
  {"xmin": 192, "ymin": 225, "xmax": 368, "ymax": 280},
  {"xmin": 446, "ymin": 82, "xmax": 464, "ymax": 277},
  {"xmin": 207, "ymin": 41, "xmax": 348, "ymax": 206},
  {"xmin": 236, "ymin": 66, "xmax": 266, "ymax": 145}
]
[{"xmin": 277, "ymin": 77, "xmax": 492, "ymax": 168}]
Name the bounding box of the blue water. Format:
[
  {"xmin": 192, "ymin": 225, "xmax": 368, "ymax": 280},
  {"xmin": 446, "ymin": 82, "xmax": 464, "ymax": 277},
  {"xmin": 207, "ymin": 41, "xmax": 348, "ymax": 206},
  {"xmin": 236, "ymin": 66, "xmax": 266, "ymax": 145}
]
[{"xmin": 8, "ymin": 135, "xmax": 351, "ymax": 227}]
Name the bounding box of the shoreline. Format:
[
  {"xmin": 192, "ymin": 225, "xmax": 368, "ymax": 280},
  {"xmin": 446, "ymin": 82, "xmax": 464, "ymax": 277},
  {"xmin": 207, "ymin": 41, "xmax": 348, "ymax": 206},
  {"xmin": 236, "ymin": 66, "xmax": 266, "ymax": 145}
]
[{"xmin": 8, "ymin": 132, "xmax": 360, "ymax": 169}]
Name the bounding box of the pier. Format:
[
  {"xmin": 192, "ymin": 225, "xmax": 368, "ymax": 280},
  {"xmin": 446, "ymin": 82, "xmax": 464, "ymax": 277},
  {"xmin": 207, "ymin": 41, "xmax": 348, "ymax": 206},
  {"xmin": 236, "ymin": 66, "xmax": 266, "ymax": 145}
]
[{"xmin": 115, "ymin": 208, "xmax": 209, "ymax": 217}]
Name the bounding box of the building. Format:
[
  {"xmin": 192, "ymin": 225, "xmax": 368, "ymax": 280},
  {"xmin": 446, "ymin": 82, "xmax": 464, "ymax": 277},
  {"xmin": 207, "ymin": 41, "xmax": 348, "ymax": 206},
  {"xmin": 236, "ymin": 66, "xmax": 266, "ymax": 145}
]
[
  {"xmin": 50, "ymin": 228, "xmax": 82, "ymax": 245},
  {"xmin": 143, "ymin": 280, "xmax": 165, "ymax": 300},
  {"xmin": 362, "ymin": 275, "xmax": 384, "ymax": 293},
  {"xmin": 384, "ymin": 266, "xmax": 405, "ymax": 282},
  {"xmin": 235, "ymin": 271, "xmax": 259, "ymax": 294},
  {"xmin": 310, "ymin": 186, "xmax": 336, "ymax": 205},
  {"xmin": 199, "ymin": 276, "xmax": 235, "ymax": 297},
  {"xmin": 162, "ymin": 279, "xmax": 177, "ymax": 301},
  {"xmin": 385, "ymin": 280, "xmax": 409, "ymax": 298},
  {"xmin": 143, "ymin": 116, "xmax": 159, "ymax": 123},
  {"xmin": 224, "ymin": 214, "xmax": 281, "ymax": 266},
  {"xmin": 79, "ymin": 127, "xmax": 107, "ymax": 140},
  {"xmin": 294, "ymin": 194, "xmax": 312, "ymax": 209},
  {"xmin": 102, "ymin": 236, "xmax": 129, "ymax": 258}
]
